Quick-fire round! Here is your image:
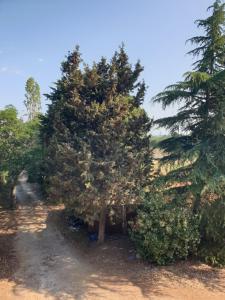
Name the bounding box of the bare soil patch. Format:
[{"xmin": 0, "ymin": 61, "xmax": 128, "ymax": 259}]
[
  {"xmin": 0, "ymin": 179, "xmax": 225, "ymax": 299},
  {"xmin": 0, "ymin": 208, "xmax": 18, "ymax": 280},
  {"xmin": 57, "ymin": 208, "xmax": 225, "ymax": 300}
]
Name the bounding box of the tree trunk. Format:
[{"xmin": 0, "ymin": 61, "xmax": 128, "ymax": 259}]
[
  {"xmin": 10, "ymin": 184, "xmax": 17, "ymax": 209},
  {"xmin": 192, "ymin": 183, "xmax": 203, "ymax": 213},
  {"xmin": 98, "ymin": 207, "xmax": 107, "ymax": 243},
  {"xmin": 193, "ymin": 193, "xmax": 201, "ymax": 213},
  {"xmin": 122, "ymin": 205, "xmax": 127, "ymax": 234}
]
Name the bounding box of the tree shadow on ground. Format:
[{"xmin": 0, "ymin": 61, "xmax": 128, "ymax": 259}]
[
  {"xmin": 1, "ymin": 186, "xmax": 225, "ymax": 300},
  {"xmin": 44, "ymin": 208, "xmax": 225, "ymax": 299},
  {"xmin": 0, "ymin": 208, "xmax": 18, "ymax": 280},
  {"xmin": 2, "ymin": 200, "xmax": 166, "ymax": 300}
]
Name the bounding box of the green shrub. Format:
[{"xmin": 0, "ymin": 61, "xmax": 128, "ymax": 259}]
[
  {"xmin": 198, "ymin": 198, "xmax": 225, "ymax": 267},
  {"xmin": 130, "ymin": 192, "xmax": 200, "ymax": 265},
  {"xmin": 198, "ymin": 244, "xmax": 225, "ymax": 267}
]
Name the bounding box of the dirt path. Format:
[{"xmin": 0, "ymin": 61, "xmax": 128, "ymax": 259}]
[
  {"xmin": 0, "ymin": 177, "xmax": 225, "ymax": 299},
  {"xmin": 1, "ymin": 176, "xmax": 94, "ymax": 300}
]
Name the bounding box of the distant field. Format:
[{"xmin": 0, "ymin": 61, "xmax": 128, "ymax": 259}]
[
  {"xmin": 151, "ymin": 135, "xmax": 192, "ymax": 177},
  {"xmin": 150, "ymin": 135, "xmax": 170, "ymax": 147}
]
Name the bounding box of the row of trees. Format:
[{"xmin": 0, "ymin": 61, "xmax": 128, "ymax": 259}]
[
  {"xmin": 40, "ymin": 0, "xmax": 225, "ymax": 263},
  {"xmin": 154, "ymin": 0, "xmax": 225, "ymax": 208},
  {"xmin": 1, "ymin": 0, "xmax": 224, "ymax": 265},
  {"xmin": 0, "ymin": 77, "xmax": 42, "ymax": 207},
  {"xmin": 132, "ymin": 0, "xmax": 225, "ymax": 266},
  {"xmin": 40, "ymin": 0, "xmax": 225, "ymax": 255}
]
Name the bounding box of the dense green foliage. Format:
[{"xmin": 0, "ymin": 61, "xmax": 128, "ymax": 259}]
[
  {"xmin": 21, "ymin": 119, "xmax": 43, "ymax": 183},
  {"xmin": 132, "ymin": 0, "xmax": 225, "ymax": 266},
  {"xmin": 24, "ymin": 77, "xmax": 41, "ymax": 121},
  {"xmin": 0, "ymin": 105, "xmax": 42, "ymax": 206},
  {"xmin": 131, "ymin": 191, "xmax": 200, "ymax": 265},
  {"xmin": 152, "ymin": 0, "xmax": 225, "ymax": 210},
  {"xmin": 0, "ymin": 106, "xmax": 24, "ymax": 183},
  {"xmin": 199, "ymin": 197, "xmax": 225, "ymax": 267},
  {"xmin": 1, "ymin": 0, "xmax": 224, "ymax": 267},
  {"xmin": 41, "ymin": 46, "xmax": 153, "ymax": 242}
]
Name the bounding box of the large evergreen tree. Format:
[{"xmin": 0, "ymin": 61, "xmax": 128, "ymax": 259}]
[
  {"xmin": 153, "ymin": 0, "xmax": 225, "ymax": 210},
  {"xmin": 42, "ymin": 46, "xmax": 153, "ymax": 242}
]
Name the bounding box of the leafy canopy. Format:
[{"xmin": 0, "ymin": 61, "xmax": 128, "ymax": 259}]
[
  {"xmin": 24, "ymin": 77, "xmax": 41, "ymax": 121},
  {"xmin": 41, "ymin": 46, "xmax": 153, "ymax": 241},
  {"xmin": 153, "ymin": 0, "xmax": 225, "ymax": 208}
]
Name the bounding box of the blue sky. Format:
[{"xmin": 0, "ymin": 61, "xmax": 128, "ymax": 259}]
[{"xmin": 0, "ymin": 0, "xmax": 213, "ymax": 132}]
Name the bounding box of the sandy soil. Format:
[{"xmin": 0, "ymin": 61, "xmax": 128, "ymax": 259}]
[{"xmin": 0, "ymin": 177, "xmax": 225, "ymax": 300}]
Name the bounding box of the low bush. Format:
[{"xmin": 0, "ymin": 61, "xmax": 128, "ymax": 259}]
[
  {"xmin": 130, "ymin": 192, "xmax": 200, "ymax": 265},
  {"xmin": 198, "ymin": 197, "xmax": 225, "ymax": 267},
  {"xmin": 198, "ymin": 244, "xmax": 225, "ymax": 267}
]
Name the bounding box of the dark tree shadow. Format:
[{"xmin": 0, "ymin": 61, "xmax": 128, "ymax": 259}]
[{"xmin": 0, "ymin": 208, "xmax": 18, "ymax": 280}]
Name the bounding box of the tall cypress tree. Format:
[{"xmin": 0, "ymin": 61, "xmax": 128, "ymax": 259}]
[
  {"xmin": 42, "ymin": 46, "xmax": 153, "ymax": 242},
  {"xmin": 24, "ymin": 77, "xmax": 41, "ymax": 120},
  {"xmin": 153, "ymin": 0, "xmax": 225, "ymax": 211}
]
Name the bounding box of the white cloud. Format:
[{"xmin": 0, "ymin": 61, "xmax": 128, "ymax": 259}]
[
  {"xmin": 0, "ymin": 66, "xmax": 23, "ymax": 75},
  {"xmin": 14, "ymin": 69, "xmax": 23, "ymax": 75},
  {"xmin": 38, "ymin": 58, "xmax": 44, "ymax": 62},
  {"xmin": 0, "ymin": 66, "xmax": 8, "ymax": 72}
]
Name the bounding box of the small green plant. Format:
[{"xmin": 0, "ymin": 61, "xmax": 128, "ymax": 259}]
[
  {"xmin": 198, "ymin": 245, "xmax": 225, "ymax": 267},
  {"xmin": 198, "ymin": 197, "xmax": 225, "ymax": 267},
  {"xmin": 130, "ymin": 192, "xmax": 200, "ymax": 265}
]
